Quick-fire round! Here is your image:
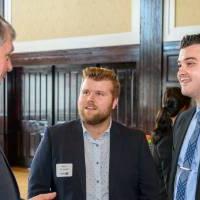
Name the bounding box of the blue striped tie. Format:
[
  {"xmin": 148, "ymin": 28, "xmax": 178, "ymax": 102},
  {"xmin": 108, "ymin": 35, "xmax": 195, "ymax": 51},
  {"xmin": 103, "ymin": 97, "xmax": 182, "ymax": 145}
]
[{"xmin": 176, "ymin": 111, "xmax": 200, "ymax": 200}]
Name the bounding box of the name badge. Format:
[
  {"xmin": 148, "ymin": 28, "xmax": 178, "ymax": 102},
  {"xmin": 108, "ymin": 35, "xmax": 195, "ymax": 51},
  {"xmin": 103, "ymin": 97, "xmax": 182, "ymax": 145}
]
[{"xmin": 56, "ymin": 163, "xmax": 73, "ymax": 177}]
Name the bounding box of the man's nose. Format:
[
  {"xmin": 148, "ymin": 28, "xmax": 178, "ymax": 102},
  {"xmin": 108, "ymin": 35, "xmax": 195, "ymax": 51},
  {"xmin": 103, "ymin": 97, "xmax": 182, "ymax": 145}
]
[
  {"xmin": 178, "ymin": 65, "xmax": 185, "ymax": 74},
  {"xmin": 87, "ymin": 92, "xmax": 95, "ymax": 100},
  {"xmin": 177, "ymin": 65, "xmax": 186, "ymax": 79}
]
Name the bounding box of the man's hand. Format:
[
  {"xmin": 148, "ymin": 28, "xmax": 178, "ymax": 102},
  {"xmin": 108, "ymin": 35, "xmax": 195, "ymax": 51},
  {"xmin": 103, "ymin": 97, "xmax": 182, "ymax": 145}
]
[{"xmin": 29, "ymin": 192, "xmax": 57, "ymax": 200}]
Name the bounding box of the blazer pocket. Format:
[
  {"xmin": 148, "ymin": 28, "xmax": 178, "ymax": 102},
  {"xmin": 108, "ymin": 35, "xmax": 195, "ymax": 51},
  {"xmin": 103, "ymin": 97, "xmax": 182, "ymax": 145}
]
[{"xmin": 56, "ymin": 176, "xmax": 73, "ymax": 182}]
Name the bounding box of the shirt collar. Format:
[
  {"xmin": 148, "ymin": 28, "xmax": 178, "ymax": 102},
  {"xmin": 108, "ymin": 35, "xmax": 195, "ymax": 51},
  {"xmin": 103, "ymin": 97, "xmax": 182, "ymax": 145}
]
[
  {"xmin": 195, "ymin": 107, "xmax": 200, "ymax": 119},
  {"xmin": 196, "ymin": 107, "xmax": 200, "ymax": 112},
  {"xmin": 82, "ymin": 118, "xmax": 112, "ymax": 139}
]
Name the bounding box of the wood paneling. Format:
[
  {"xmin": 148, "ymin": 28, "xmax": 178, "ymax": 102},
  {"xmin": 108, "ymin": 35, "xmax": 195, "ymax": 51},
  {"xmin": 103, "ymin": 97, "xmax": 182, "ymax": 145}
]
[
  {"xmin": 7, "ymin": 68, "xmax": 23, "ymax": 165},
  {"xmin": 139, "ymin": 0, "xmax": 163, "ymax": 131},
  {"xmin": 2, "ymin": 2, "xmax": 183, "ymax": 166},
  {"xmin": 6, "ymin": 57, "xmax": 139, "ymax": 166},
  {"xmin": 11, "ymin": 45, "xmax": 139, "ymax": 66},
  {"xmin": 20, "ymin": 66, "xmax": 52, "ymax": 165},
  {"xmin": 0, "ymin": 78, "xmax": 7, "ymax": 149},
  {"xmin": 54, "ymin": 65, "xmax": 83, "ymax": 123},
  {"xmin": 21, "ymin": 66, "xmax": 52, "ymax": 122},
  {"xmin": 163, "ymin": 41, "xmax": 180, "ymax": 92},
  {"xmin": 98, "ymin": 63, "xmax": 138, "ymax": 127}
]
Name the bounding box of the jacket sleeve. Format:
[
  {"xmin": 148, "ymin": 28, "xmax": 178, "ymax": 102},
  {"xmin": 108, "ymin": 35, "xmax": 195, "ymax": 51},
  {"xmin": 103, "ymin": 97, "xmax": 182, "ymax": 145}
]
[
  {"xmin": 138, "ymin": 133, "xmax": 160, "ymax": 200},
  {"xmin": 28, "ymin": 127, "xmax": 53, "ymax": 198}
]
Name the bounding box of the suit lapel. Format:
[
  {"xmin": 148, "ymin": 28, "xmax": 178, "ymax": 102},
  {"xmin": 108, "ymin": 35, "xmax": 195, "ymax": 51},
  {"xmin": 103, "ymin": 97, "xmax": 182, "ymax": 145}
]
[
  {"xmin": 174, "ymin": 114, "xmax": 193, "ymax": 160},
  {"xmin": 196, "ymin": 175, "xmax": 200, "ymax": 200},
  {"xmin": 0, "ymin": 145, "xmax": 20, "ymax": 198},
  {"xmin": 170, "ymin": 108, "xmax": 195, "ymax": 197},
  {"xmin": 109, "ymin": 122, "xmax": 122, "ymax": 200},
  {"xmin": 0, "ymin": 145, "xmax": 8, "ymax": 163},
  {"xmin": 72, "ymin": 120, "xmax": 86, "ymax": 200}
]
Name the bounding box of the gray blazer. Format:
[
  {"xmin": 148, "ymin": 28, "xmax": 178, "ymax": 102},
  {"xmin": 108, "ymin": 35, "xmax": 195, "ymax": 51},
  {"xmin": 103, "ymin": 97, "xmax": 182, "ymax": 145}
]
[{"xmin": 0, "ymin": 146, "xmax": 20, "ymax": 200}]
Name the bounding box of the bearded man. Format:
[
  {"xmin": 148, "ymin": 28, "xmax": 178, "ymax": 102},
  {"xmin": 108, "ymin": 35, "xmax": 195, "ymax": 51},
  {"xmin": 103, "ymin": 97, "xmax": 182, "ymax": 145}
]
[{"xmin": 28, "ymin": 67, "xmax": 159, "ymax": 200}]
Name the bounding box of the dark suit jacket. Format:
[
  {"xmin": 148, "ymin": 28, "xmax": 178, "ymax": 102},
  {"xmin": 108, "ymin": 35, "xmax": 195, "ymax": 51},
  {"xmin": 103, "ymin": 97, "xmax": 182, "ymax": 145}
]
[
  {"xmin": 152, "ymin": 133, "xmax": 172, "ymax": 200},
  {"xmin": 28, "ymin": 120, "xmax": 159, "ymax": 200},
  {"xmin": 0, "ymin": 146, "xmax": 20, "ymax": 200},
  {"xmin": 168, "ymin": 107, "xmax": 200, "ymax": 200}
]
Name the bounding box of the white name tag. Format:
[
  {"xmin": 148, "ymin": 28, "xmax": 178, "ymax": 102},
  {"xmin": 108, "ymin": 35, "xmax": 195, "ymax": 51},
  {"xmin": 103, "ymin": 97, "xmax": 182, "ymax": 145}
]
[{"xmin": 56, "ymin": 163, "xmax": 73, "ymax": 177}]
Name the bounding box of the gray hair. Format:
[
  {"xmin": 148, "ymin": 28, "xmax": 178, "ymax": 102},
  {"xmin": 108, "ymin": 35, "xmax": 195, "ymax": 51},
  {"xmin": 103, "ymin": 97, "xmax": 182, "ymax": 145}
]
[{"xmin": 0, "ymin": 15, "xmax": 16, "ymax": 46}]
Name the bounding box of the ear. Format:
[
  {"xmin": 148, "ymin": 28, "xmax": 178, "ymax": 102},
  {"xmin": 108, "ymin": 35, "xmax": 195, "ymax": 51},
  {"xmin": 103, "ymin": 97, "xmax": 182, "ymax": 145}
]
[{"xmin": 112, "ymin": 97, "xmax": 118, "ymax": 109}]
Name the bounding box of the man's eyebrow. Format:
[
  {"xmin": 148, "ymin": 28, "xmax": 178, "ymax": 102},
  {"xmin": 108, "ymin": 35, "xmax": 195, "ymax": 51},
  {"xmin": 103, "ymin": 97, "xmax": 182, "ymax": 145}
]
[
  {"xmin": 177, "ymin": 57, "xmax": 197, "ymax": 63},
  {"xmin": 184, "ymin": 57, "xmax": 197, "ymax": 61}
]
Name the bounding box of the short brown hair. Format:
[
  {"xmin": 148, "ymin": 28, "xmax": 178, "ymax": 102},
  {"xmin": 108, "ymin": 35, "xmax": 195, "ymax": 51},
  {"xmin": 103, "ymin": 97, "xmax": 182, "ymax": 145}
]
[
  {"xmin": 180, "ymin": 33, "xmax": 200, "ymax": 49},
  {"xmin": 0, "ymin": 15, "xmax": 16, "ymax": 46},
  {"xmin": 82, "ymin": 67, "xmax": 120, "ymax": 98}
]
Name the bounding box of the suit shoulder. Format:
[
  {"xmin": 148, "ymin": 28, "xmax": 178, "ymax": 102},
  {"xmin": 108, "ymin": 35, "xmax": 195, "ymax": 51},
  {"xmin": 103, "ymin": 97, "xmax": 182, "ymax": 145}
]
[
  {"xmin": 179, "ymin": 107, "xmax": 195, "ymax": 117},
  {"xmin": 46, "ymin": 119, "xmax": 81, "ymax": 136},
  {"xmin": 174, "ymin": 107, "xmax": 195, "ymax": 126},
  {"xmin": 112, "ymin": 121, "xmax": 145, "ymax": 137}
]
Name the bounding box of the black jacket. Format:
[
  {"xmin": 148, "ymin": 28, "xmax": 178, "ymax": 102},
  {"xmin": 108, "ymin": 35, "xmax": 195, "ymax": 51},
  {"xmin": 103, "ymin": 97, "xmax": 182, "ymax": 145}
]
[
  {"xmin": 152, "ymin": 132, "xmax": 172, "ymax": 200},
  {"xmin": 0, "ymin": 146, "xmax": 20, "ymax": 200},
  {"xmin": 28, "ymin": 120, "xmax": 159, "ymax": 200}
]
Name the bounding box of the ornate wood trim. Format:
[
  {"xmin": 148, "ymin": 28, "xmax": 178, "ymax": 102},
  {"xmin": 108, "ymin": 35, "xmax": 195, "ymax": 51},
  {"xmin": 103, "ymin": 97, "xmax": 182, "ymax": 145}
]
[{"xmin": 11, "ymin": 45, "xmax": 140, "ymax": 66}]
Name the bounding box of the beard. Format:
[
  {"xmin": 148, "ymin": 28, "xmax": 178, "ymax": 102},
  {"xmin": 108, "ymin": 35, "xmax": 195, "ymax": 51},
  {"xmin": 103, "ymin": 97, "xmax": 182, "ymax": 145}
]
[{"xmin": 78, "ymin": 106, "xmax": 112, "ymax": 125}]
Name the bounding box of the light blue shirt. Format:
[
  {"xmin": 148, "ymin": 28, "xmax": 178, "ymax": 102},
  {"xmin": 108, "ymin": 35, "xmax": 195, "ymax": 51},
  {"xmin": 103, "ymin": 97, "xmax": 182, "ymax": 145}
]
[
  {"xmin": 174, "ymin": 107, "xmax": 200, "ymax": 200},
  {"xmin": 82, "ymin": 121, "xmax": 111, "ymax": 200}
]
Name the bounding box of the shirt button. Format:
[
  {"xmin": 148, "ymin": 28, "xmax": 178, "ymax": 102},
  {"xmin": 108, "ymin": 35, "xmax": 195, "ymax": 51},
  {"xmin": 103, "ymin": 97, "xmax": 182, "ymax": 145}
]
[
  {"xmin": 96, "ymin": 161, "xmax": 99, "ymax": 165},
  {"xmin": 96, "ymin": 144, "xmax": 99, "ymax": 147},
  {"xmin": 96, "ymin": 180, "xmax": 100, "ymax": 183}
]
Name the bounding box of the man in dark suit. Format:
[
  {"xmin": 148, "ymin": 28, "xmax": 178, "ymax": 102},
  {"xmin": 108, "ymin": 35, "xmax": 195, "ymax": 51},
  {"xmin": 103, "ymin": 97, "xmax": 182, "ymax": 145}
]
[
  {"xmin": 0, "ymin": 16, "xmax": 21, "ymax": 200},
  {"xmin": 28, "ymin": 67, "xmax": 159, "ymax": 200},
  {"xmin": 169, "ymin": 33, "xmax": 200, "ymax": 200}
]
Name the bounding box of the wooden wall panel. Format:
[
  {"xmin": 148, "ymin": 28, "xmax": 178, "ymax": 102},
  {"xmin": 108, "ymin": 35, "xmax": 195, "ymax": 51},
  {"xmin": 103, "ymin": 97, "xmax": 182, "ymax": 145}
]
[
  {"xmin": 1, "ymin": 1, "xmax": 184, "ymax": 167},
  {"xmin": 54, "ymin": 65, "xmax": 83, "ymax": 123},
  {"xmin": 7, "ymin": 69, "xmax": 23, "ymax": 165},
  {"xmin": 163, "ymin": 41, "xmax": 180, "ymax": 92},
  {"xmin": 99, "ymin": 63, "xmax": 137, "ymax": 127},
  {"xmin": 12, "ymin": 45, "xmax": 139, "ymax": 66},
  {"xmin": 20, "ymin": 66, "xmax": 52, "ymax": 165},
  {"xmin": 0, "ymin": 78, "xmax": 7, "ymax": 149},
  {"xmin": 21, "ymin": 66, "xmax": 52, "ymax": 121},
  {"xmin": 5, "ymin": 41, "xmax": 180, "ymax": 166},
  {"xmin": 139, "ymin": 0, "xmax": 163, "ymax": 131},
  {"xmin": 7, "ymin": 61, "xmax": 138, "ymax": 166}
]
